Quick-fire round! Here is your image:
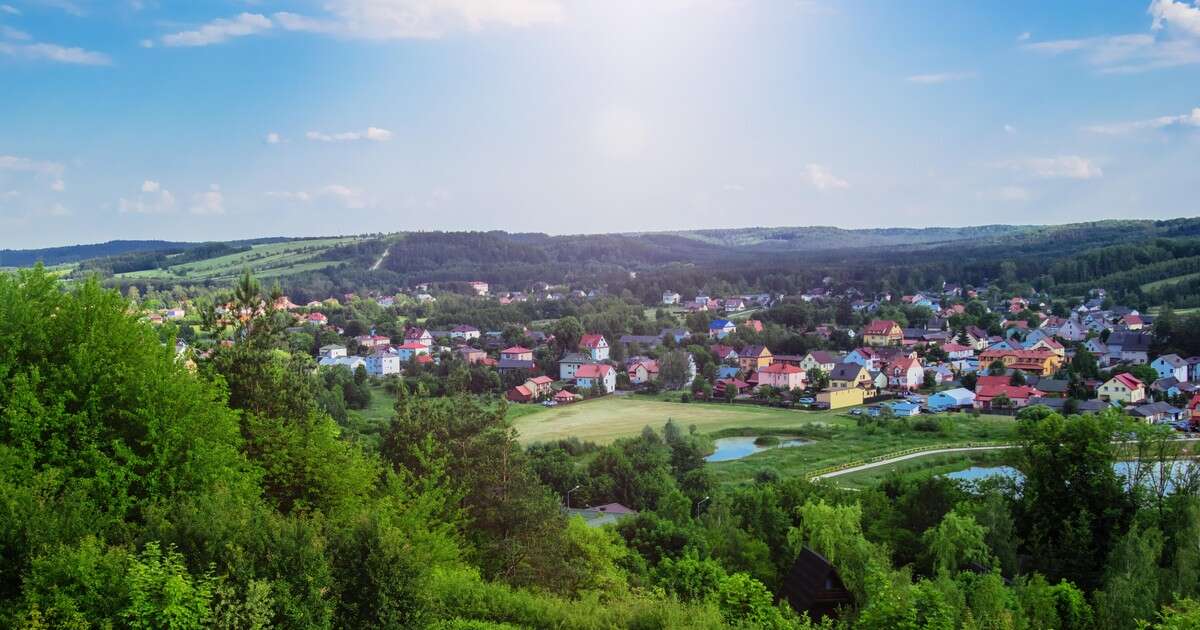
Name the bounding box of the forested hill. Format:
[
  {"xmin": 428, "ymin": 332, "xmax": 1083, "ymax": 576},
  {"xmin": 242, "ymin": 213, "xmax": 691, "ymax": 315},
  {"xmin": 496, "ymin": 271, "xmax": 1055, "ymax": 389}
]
[{"xmin": 9, "ymin": 218, "xmax": 1200, "ymax": 309}]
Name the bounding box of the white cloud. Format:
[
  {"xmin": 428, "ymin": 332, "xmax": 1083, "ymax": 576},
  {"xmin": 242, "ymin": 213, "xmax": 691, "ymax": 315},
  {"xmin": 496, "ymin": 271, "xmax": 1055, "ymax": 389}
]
[
  {"xmin": 266, "ymin": 184, "xmax": 368, "ymax": 208},
  {"xmin": 119, "ymin": 181, "xmax": 176, "ymax": 214},
  {"xmin": 51, "ymin": 178, "xmax": 64, "ymax": 192},
  {"xmin": 905, "ymin": 71, "xmax": 976, "ymax": 84},
  {"xmin": 0, "ymin": 5, "xmax": 20, "ymax": 15},
  {"xmin": 265, "ymin": 132, "xmax": 281, "ymax": 144},
  {"xmin": 1084, "ymin": 106, "xmax": 1200, "ymax": 134},
  {"xmin": 0, "ymin": 41, "xmax": 111, "ymax": 65},
  {"xmin": 1017, "ymin": 31, "xmax": 1031, "ymax": 42},
  {"xmin": 0, "ymin": 155, "xmax": 63, "ymax": 175},
  {"xmin": 1004, "ymin": 124, "xmax": 1016, "ymax": 134},
  {"xmin": 305, "ymin": 126, "xmax": 392, "ymax": 142},
  {"xmin": 1024, "ymin": 3, "xmax": 1200, "ymax": 73},
  {"xmin": 189, "ymin": 184, "xmax": 225, "ymax": 215},
  {"xmin": 1151, "ymin": 0, "xmax": 1200, "ymax": 37},
  {"xmin": 997, "ymin": 155, "xmax": 1103, "ymax": 180},
  {"xmin": 1, "ymin": 25, "xmax": 30, "ymax": 40},
  {"xmin": 161, "ymin": 13, "xmax": 272, "ymax": 47},
  {"xmin": 803, "ymin": 163, "xmax": 849, "ymax": 190},
  {"xmin": 273, "ymin": 0, "xmax": 564, "ymax": 40}
]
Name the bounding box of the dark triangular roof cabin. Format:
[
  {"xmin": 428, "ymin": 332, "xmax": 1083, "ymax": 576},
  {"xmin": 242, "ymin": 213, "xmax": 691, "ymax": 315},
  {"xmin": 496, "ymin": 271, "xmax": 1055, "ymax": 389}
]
[{"xmin": 781, "ymin": 547, "xmax": 854, "ymax": 621}]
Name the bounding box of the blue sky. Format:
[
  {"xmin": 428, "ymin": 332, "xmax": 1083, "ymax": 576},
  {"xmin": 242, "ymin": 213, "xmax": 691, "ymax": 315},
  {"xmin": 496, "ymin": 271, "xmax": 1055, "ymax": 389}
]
[{"xmin": 1, "ymin": 0, "xmax": 1199, "ymax": 248}]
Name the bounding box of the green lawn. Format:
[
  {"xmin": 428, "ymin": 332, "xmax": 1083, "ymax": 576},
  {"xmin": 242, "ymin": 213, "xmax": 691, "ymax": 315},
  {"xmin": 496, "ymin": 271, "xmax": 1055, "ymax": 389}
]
[
  {"xmin": 706, "ymin": 414, "xmax": 1017, "ymax": 487},
  {"xmin": 1142, "ymin": 271, "xmax": 1200, "ymax": 291},
  {"xmin": 116, "ymin": 237, "xmax": 361, "ymax": 282},
  {"xmin": 820, "ymin": 449, "xmax": 1016, "ymax": 490},
  {"xmin": 511, "ymin": 396, "xmax": 854, "ymax": 445}
]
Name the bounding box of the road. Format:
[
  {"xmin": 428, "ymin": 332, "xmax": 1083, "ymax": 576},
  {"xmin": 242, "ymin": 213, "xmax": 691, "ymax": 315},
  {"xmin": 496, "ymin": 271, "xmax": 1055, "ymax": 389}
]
[{"xmin": 370, "ymin": 246, "xmax": 390, "ymax": 271}]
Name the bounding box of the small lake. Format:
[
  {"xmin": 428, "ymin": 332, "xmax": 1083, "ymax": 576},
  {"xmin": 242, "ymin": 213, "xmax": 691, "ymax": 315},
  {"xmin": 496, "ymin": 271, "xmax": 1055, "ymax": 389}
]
[
  {"xmin": 947, "ymin": 462, "xmax": 1197, "ymax": 494},
  {"xmin": 705, "ymin": 436, "xmax": 811, "ymax": 462}
]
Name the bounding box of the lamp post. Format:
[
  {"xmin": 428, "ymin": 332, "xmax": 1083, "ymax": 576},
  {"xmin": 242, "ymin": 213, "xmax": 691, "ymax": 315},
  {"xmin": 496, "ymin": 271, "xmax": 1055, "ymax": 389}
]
[
  {"xmin": 695, "ymin": 496, "xmax": 710, "ymax": 519},
  {"xmin": 565, "ymin": 484, "xmax": 581, "ymax": 509}
]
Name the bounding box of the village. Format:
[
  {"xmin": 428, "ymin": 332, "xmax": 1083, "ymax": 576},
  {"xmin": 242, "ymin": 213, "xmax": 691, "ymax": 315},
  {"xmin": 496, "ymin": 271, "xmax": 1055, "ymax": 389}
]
[{"xmin": 149, "ymin": 276, "xmax": 1197, "ymax": 431}]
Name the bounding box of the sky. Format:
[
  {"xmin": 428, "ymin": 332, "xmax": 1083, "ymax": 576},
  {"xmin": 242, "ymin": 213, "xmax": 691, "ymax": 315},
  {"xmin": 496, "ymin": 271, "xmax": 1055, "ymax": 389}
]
[{"xmin": 2, "ymin": 0, "xmax": 1200, "ymax": 248}]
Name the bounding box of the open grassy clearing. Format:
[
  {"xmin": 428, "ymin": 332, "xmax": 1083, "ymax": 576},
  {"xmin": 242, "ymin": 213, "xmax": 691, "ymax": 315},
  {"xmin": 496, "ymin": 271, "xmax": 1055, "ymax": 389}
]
[
  {"xmin": 705, "ymin": 413, "xmax": 1017, "ymax": 487},
  {"xmin": 1141, "ymin": 271, "xmax": 1200, "ymax": 291},
  {"xmin": 821, "ymin": 449, "xmax": 1016, "ymax": 490},
  {"xmin": 511, "ymin": 396, "xmax": 854, "ymax": 445},
  {"xmin": 116, "ymin": 237, "xmax": 360, "ymax": 282}
]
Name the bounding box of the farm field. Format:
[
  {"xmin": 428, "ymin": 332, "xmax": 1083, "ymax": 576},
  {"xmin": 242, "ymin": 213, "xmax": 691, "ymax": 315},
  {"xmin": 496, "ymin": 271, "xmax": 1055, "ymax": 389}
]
[
  {"xmin": 1141, "ymin": 271, "xmax": 1200, "ymax": 291},
  {"xmin": 116, "ymin": 237, "xmax": 361, "ymax": 282},
  {"xmin": 510, "ymin": 396, "xmax": 855, "ymax": 445}
]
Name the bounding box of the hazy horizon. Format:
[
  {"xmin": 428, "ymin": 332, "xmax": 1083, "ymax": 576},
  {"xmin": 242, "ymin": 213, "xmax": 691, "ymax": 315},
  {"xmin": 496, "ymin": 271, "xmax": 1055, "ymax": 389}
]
[{"xmin": 4, "ymin": 1, "xmax": 1200, "ymax": 248}]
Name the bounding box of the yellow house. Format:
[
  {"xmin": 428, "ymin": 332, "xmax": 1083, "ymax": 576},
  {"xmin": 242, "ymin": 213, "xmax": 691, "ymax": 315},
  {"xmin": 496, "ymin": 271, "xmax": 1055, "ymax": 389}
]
[
  {"xmin": 818, "ymin": 387, "xmax": 865, "ymax": 410},
  {"xmin": 738, "ymin": 345, "xmax": 773, "ymax": 372},
  {"xmin": 862, "ymin": 320, "xmax": 903, "ymax": 346},
  {"xmin": 1098, "ymin": 373, "xmax": 1146, "ymax": 405},
  {"xmin": 829, "ymin": 363, "xmax": 871, "ymax": 390}
]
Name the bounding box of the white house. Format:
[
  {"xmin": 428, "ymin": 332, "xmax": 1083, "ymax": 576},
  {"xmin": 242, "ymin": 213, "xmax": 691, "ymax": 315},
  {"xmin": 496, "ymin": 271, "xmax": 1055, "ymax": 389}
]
[
  {"xmin": 575, "ymin": 364, "xmax": 616, "ymax": 394},
  {"xmin": 579, "ymin": 333, "xmax": 610, "ymax": 361},
  {"xmin": 319, "ymin": 355, "xmax": 367, "ymax": 372},
  {"xmin": 450, "ymin": 325, "xmax": 481, "ymax": 341},
  {"xmin": 319, "ymin": 344, "xmax": 347, "ymax": 359},
  {"xmin": 886, "ymin": 357, "xmax": 924, "ymax": 390},
  {"xmin": 395, "ymin": 342, "xmax": 431, "ymax": 362},
  {"xmin": 559, "ymin": 353, "xmax": 596, "ymax": 380},
  {"xmin": 662, "ymin": 291, "xmax": 681, "ymax": 305},
  {"xmin": 708, "ymin": 319, "xmax": 736, "ymax": 340},
  {"xmin": 1152, "ymin": 354, "xmax": 1188, "ymax": 382},
  {"xmin": 928, "ymin": 388, "xmax": 976, "ymax": 410},
  {"xmin": 366, "ymin": 352, "xmax": 401, "ymax": 376}
]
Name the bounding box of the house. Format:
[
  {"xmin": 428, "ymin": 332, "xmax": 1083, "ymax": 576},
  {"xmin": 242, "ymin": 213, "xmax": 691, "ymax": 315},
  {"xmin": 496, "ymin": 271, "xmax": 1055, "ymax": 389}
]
[
  {"xmin": 1151, "ymin": 377, "xmax": 1182, "ymax": 399},
  {"xmin": 498, "ymin": 358, "xmax": 537, "ymax": 372},
  {"xmin": 458, "ymin": 346, "xmax": 487, "ymax": 364},
  {"xmin": 366, "ymin": 351, "xmax": 401, "ymax": 376},
  {"xmin": 845, "ymin": 347, "xmax": 878, "ymax": 369},
  {"xmin": 395, "ymin": 342, "xmax": 430, "ymax": 362},
  {"xmin": 354, "ymin": 334, "xmax": 392, "ymax": 350},
  {"xmin": 574, "ymin": 364, "xmax": 616, "ymax": 394},
  {"xmin": 524, "ymin": 375, "xmax": 554, "ymax": 398},
  {"xmin": 973, "ymin": 377, "xmax": 1044, "ymax": 409},
  {"xmin": 1152, "ymin": 354, "xmax": 1189, "ymax": 382},
  {"xmin": 1187, "ymin": 394, "xmax": 1200, "ymax": 420},
  {"xmin": 1107, "ymin": 331, "xmax": 1151, "ymax": 365},
  {"xmin": 501, "ymin": 346, "xmax": 534, "ymax": 362},
  {"xmin": 626, "ymin": 359, "xmax": 660, "ymax": 385},
  {"xmin": 708, "ymin": 319, "xmax": 737, "ymax": 340},
  {"xmin": 619, "ymin": 334, "xmax": 662, "ymax": 349},
  {"xmin": 711, "ymin": 345, "xmax": 739, "ymax": 363},
  {"xmin": 757, "ymin": 363, "xmax": 806, "ymax": 391},
  {"xmin": 559, "ymin": 353, "xmax": 596, "ymax": 380},
  {"xmin": 715, "ymin": 378, "xmax": 751, "ymax": 397},
  {"xmin": 738, "ymin": 345, "xmax": 773, "ymax": 372},
  {"xmin": 886, "ymin": 357, "xmax": 924, "ymax": 390},
  {"xmin": 1057, "ymin": 318, "xmax": 1087, "ymax": 342},
  {"xmin": 928, "ymin": 388, "xmax": 976, "ymax": 410},
  {"xmin": 318, "ymin": 355, "xmax": 367, "ymax": 371},
  {"xmin": 1098, "ymin": 373, "xmax": 1146, "ymax": 405},
  {"xmin": 978, "ymin": 349, "xmax": 1062, "ymax": 377},
  {"xmin": 868, "ymin": 369, "xmax": 889, "ymax": 391},
  {"xmin": 716, "ymin": 365, "xmax": 742, "ymax": 380},
  {"xmin": 724, "ymin": 298, "xmax": 746, "ymax": 312},
  {"xmin": 579, "ymin": 333, "xmax": 610, "ymax": 361},
  {"xmin": 740, "ymin": 319, "xmax": 764, "ymax": 334},
  {"xmin": 660, "ymin": 328, "xmax": 690, "ymax": 344},
  {"xmin": 467, "ymin": 281, "xmax": 489, "ymax": 296},
  {"xmin": 1188, "ymin": 357, "xmax": 1200, "ymax": 382},
  {"xmin": 829, "ymin": 363, "xmax": 872, "ymax": 390},
  {"xmin": 800, "ymin": 351, "xmax": 842, "ymax": 374},
  {"xmin": 1026, "ymin": 337, "xmax": 1065, "ymax": 358},
  {"xmin": 818, "ymin": 387, "xmax": 864, "ymax": 410},
  {"xmin": 863, "ymin": 320, "xmax": 903, "ymax": 346},
  {"xmin": 554, "ymin": 389, "xmax": 582, "ymax": 405},
  {"xmin": 662, "ymin": 291, "xmax": 681, "ymax": 305},
  {"xmin": 885, "ymin": 400, "xmax": 922, "ymax": 417},
  {"xmin": 404, "ymin": 327, "xmax": 433, "ymax": 347},
  {"xmin": 1032, "ymin": 378, "xmax": 1070, "ymax": 397},
  {"xmin": 1129, "ymin": 401, "xmax": 1183, "ymax": 424},
  {"xmin": 941, "ymin": 343, "xmax": 974, "ymax": 360},
  {"xmin": 777, "ymin": 544, "xmax": 854, "ymax": 619},
  {"xmin": 506, "ymin": 385, "xmax": 534, "ymax": 403},
  {"xmin": 319, "ymin": 344, "xmax": 347, "ymax": 359},
  {"xmin": 1121, "ymin": 313, "xmax": 1145, "ymax": 330},
  {"xmin": 450, "ymin": 325, "xmax": 481, "ymax": 341}
]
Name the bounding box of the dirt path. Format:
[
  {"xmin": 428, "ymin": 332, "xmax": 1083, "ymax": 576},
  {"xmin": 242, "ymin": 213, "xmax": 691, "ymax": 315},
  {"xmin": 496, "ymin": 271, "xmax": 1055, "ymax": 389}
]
[{"xmin": 370, "ymin": 246, "xmax": 390, "ymax": 271}]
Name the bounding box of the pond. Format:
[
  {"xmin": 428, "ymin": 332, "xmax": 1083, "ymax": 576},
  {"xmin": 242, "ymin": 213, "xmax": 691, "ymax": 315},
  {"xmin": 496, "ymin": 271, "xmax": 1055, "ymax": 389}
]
[
  {"xmin": 705, "ymin": 436, "xmax": 811, "ymax": 462},
  {"xmin": 946, "ymin": 462, "xmax": 1197, "ymax": 494}
]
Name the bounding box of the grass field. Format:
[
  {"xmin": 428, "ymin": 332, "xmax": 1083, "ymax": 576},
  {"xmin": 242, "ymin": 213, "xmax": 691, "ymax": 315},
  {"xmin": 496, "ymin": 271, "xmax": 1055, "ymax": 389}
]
[
  {"xmin": 116, "ymin": 237, "xmax": 361, "ymax": 282},
  {"xmin": 821, "ymin": 449, "xmax": 1016, "ymax": 490},
  {"xmin": 1142, "ymin": 271, "xmax": 1200, "ymax": 291},
  {"xmin": 511, "ymin": 396, "xmax": 854, "ymax": 445}
]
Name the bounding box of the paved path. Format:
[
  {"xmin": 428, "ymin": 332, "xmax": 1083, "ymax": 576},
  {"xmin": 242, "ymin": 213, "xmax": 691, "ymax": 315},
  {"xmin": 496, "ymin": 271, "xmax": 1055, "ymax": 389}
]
[
  {"xmin": 369, "ymin": 246, "xmax": 390, "ymax": 271},
  {"xmin": 813, "ymin": 437, "xmax": 1200, "ymax": 482},
  {"xmin": 812, "ymin": 444, "xmax": 1016, "ymax": 481}
]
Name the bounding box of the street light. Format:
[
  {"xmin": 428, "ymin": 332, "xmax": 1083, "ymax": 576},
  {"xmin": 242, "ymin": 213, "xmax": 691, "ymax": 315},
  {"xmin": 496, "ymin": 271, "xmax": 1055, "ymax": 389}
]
[
  {"xmin": 565, "ymin": 484, "xmax": 581, "ymax": 509},
  {"xmin": 695, "ymin": 496, "xmax": 710, "ymax": 519}
]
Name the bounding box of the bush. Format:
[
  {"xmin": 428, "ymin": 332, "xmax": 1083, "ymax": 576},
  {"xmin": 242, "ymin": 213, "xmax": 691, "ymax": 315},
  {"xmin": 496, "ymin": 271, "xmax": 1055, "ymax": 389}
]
[
  {"xmin": 680, "ymin": 393, "xmax": 692, "ymax": 404},
  {"xmin": 753, "ymin": 436, "xmax": 780, "ymax": 447}
]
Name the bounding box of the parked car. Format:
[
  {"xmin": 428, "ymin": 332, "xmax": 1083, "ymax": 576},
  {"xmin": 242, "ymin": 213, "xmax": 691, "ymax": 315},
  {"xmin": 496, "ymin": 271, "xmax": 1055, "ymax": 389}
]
[{"xmin": 797, "ymin": 397, "xmax": 815, "ymax": 405}]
